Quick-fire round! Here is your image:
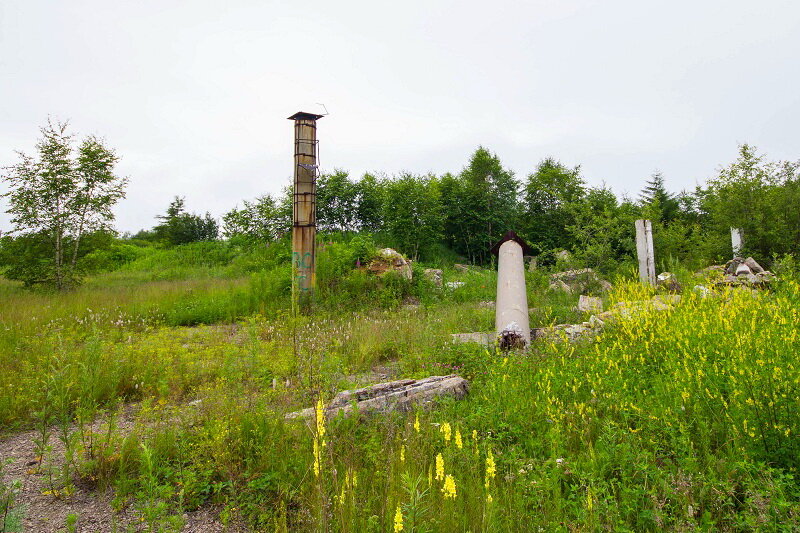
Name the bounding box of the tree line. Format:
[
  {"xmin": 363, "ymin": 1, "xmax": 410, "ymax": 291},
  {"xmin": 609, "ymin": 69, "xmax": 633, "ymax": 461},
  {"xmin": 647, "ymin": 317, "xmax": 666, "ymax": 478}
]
[{"xmin": 2, "ymin": 120, "xmax": 799, "ymax": 289}]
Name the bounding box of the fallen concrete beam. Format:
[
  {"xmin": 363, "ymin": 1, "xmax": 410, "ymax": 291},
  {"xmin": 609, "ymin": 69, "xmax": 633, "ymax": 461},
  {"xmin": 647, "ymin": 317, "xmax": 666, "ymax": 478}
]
[{"xmin": 286, "ymin": 375, "xmax": 469, "ymax": 420}]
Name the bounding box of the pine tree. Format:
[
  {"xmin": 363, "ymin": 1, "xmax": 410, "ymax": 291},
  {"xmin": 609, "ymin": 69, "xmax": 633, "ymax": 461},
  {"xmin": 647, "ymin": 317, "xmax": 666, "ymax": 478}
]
[{"xmin": 639, "ymin": 171, "xmax": 679, "ymax": 222}]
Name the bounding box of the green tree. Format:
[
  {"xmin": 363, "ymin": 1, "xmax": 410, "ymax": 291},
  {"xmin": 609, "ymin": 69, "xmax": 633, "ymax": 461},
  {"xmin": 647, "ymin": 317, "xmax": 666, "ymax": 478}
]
[
  {"xmin": 699, "ymin": 144, "xmax": 799, "ymax": 260},
  {"xmin": 222, "ymin": 194, "xmax": 280, "ymax": 243},
  {"xmin": 444, "ymin": 147, "xmax": 520, "ymax": 264},
  {"xmin": 153, "ymin": 196, "xmax": 218, "ymax": 245},
  {"xmin": 1, "ymin": 119, "xmax": 127, "ymax": 289},
  {"xmin": 355, "ymin": 173, "xmax": 384, "ymax": 232},
  {"xmin": 317, "ymin": 170, "xmax": 359, "ymax": 232},
  {"xmin": 382, "ymin": 174, "xmax": 443, "ymax": 260},
  {"xmin": 522, "ymin": 158, "xmax": 585, "ymax": 254},
  {"xmin": 639, "ymin": 171, "xmax": 679, "ymax": 223}
]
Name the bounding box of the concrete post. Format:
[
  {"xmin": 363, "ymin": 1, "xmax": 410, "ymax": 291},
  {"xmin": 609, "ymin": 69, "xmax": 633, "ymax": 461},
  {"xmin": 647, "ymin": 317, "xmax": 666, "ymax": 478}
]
[
  {"xmin": 635, "ymin": 219, "xmax": 655, "ymax": 286},
  {"xmin": 731, "ymin": 228, "xmax": 743, "ymax": 257},
  {"xmin": 492, "ymin": 232, "xmax": 532, "ymax": 349}
]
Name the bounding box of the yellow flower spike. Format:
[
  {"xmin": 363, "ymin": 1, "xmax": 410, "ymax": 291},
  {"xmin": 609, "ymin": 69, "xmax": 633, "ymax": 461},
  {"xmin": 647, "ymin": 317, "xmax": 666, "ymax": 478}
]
[
  {"xmin": 441, "ymin": 422, "xmax": 451, "ymax": 443},
  {"xmin": 313, "ymin": 438, "xmax": 321, "ymax": 477},
  {"xmin": 400, "ymin": 444, "xmax": 405, "ymax": 463},
  {"xmin": 485, "ymin": 449, "xmax": 496, "ymax": 488},
  {"xmin": 455, "ymin": 430, "xmax": 463, "ymax": 449},
  {"xmin": 394, "ymin": 505, "xmax": 404, "ymax": 532},
  {"xmin": 435, "ymin": 453, "xmax": 445, "ymax": 481},
  {"xmin": 487, "ymin": 493, "xmax": 493, "ymax": 504},
  {"xmin": 442, "ymin": 474, "xmax": 457, "ymax": 499},
  {"xmin": 414, "ymin": 414, "xmax": 420, "ymax": 433}
]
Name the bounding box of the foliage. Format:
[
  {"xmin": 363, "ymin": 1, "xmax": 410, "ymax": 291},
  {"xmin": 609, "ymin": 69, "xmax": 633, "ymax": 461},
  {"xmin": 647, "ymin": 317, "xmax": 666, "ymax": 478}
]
[
  {"xmin": 152, "ymin": 196, "xmax": 218, "ymax": 245},
  {"xmin": 382, "ymin": 174, "xmax": 443, "ymax": 260},
  {"xmin": 1, "ymin": 119, "xmax": 127, "ymax": 289},
  {"xmin": 522, "ymin": 157, "xmax": 585, "ymax": 254},
  {"xmin": 222, "ymin": 194, "xmax": 282, "ymax": 243},
  {"xmin": 698, "ymin": 144, "xmax": 800, "ymax": 261},
  {"xmin": 3, "ymin": 256, "xmax": 800, "ymax": 529}
]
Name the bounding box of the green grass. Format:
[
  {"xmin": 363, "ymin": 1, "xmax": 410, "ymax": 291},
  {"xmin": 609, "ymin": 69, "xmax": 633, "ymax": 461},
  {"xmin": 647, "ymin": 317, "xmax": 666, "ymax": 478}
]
[{"xmin": 2, "ymin": 245, "xmax": 800, "ymax": 531}]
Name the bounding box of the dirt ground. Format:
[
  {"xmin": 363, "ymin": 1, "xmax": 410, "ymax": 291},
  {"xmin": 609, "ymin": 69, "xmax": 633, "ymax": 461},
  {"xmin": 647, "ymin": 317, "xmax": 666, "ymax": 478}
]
[{"xmin": 0, "ymin": 409, "xmax": 246, "ymax": 533}]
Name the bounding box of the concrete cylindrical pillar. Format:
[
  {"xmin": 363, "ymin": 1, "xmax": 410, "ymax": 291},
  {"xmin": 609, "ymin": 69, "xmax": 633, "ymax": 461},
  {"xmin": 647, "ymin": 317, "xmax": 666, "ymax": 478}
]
[{"xmin": 495, "ymin": 239, "xmax": 531, "ymax": 348}]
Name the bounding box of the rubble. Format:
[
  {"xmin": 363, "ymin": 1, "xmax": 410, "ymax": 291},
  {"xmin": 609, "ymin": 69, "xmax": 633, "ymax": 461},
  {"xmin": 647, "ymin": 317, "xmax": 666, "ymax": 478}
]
[
  {"xmin": 656, "ymin": 272, "xmax": 682, "ymax": 293},
  {"xmin": 423, "ymin": 268, "xmax": 443, "ymax": 288},
  {"xmin": 285, "ymin": 375, "xmax": 469, "ymax": 420},
  {"xmin": 367, "ymin": 248, "xmax": 413, "ymax": 280},
  {"xmin": 548, "ymin": 268, "xmax": 612, "ymax": 294}
]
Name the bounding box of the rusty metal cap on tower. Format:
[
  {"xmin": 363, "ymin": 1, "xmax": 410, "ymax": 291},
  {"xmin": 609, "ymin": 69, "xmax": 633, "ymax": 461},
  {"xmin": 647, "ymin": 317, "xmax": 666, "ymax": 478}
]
[
  {"xmin": 490, "ymin": 231, "xmax": 534, "ymax": 256},
  {"xmin": 288, "ymin": 111, "xmax": 325, "ymax": 121}
]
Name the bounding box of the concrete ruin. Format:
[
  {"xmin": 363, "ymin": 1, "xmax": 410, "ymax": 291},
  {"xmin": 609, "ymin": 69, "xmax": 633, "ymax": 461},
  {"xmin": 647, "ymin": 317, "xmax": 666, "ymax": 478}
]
[
  {"xmin": 285, "ymin": 375, "xmax": 469, "ymax": 420},
  {"xmin": 490, "ymin": 231, "xmax": 533, "ymax": 350},
  {"xmin": 635, "ymin": 219, "xmax": 656, "ymax": 286}
]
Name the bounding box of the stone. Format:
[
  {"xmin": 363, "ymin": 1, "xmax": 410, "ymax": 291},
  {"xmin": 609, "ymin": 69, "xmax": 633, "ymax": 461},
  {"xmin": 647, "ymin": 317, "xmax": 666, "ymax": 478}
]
[
  {"xmin": 695, "ymin": 265, "xmax": 725, "ymax": 277},
  {"xmin": 549, "ymin": 268, "xmax": 611, "ymax": 295},
  {"xmin": 725, "ymin": 257, "xmax": 744, "ymax": 275},
  {"xmin": 367, "ymin": 248, "xmax": 413, "ymax": 280},
  {"xmin": 693, "ymin": 285, "xmax": 711, "ymax": 297},
  {"xmin": 286, "ymin": 375, "xmax": 469, "ymax": 420},
  {"xmin": 451, "ymin": 332, "xmax": 492, "ymax": 345},
  {"xmin": 423, "ymin": 268, "xmax": 443, "ymax": 288},
  {"xmin": 577, "ymin": 295, "xmax": 603, "ymax": 312},
  {"xmin": 735, "ymin": 263, "xmax": 752, "ymax": 277},
  {"xmin": 549, "ymin": 279, "xmax": 574, "ymax": 294},
  {"xmin": 454, "ymin": 263, "xmax": 470, "ymax": 272},
  {"xmin": 744, "ymin": 257, "xmax": 764, "ymax": 274},
  {"xmin": 445, "ymin": 281, "xmax": 465, "ymax": 289},
  {"xmin": 477, "ymin": 300, "xmax": 496, "ymax": 309},
  {"xmin": 656, "ymin": 272, "xmax": 682, "ymax": 293}
]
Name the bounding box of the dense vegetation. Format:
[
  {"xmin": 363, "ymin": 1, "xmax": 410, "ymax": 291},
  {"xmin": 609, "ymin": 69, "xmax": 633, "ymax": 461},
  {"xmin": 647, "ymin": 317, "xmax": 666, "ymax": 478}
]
[
  {"xmin": 4, "ymin": 142, "xmax": 800, "ymax": 289},
  {"xmin": 2, "ymin": 136, "xmax": 800, "ymax": 531},
  {"xmin": 1, "ymin": 242, "xmax": 799, "ymax": 530}
]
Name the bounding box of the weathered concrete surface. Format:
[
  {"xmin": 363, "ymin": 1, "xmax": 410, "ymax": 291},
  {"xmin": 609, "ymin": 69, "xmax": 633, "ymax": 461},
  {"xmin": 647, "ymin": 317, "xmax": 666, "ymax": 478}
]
[
  {"xmin": 495, "ymin": 239, "xmax": 531, "ymax": 348},
  {"xmin": 451, "ymin": 332, "xmax": 492, "ymax": 345},
  {"xmin": 286, "ymin": 375, "xmax": 469, "ymax": 419},
  {"xmin": 577, "ymin": 295, "xmax": 603, "ymax": 312},
  {"xmin": 635, "ymin": 219, "xmax": 656, "ymax": 286}
]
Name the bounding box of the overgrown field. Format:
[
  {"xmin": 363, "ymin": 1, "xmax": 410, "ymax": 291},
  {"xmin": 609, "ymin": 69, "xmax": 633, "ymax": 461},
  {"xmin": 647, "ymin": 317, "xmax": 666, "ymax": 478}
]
[{"xmin": 2, "ymin": 245, "xmax": 800, "ymax": 531}]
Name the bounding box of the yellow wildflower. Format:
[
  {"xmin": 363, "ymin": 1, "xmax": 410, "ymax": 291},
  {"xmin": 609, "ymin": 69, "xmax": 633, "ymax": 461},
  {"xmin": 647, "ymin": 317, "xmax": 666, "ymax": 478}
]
[
  {"xmin": 313, "ymin": 438, "xmax": 321, "ymax": 477},
  {"xmin": 441, "ymin": 422, "xmax": 451, "ymax": 443},
  {"xmin": 400, "ymin": 444, "xmax": 405, "ymax": 463},
  {"xmin": 435, "ymin": 453, "xmax": 445, "ymax": 481},
  {"xmin": 315, "ymin": 397, "xmax": 326, "ymax": 446},
  {"xmin": 455, "ymin": 430, "xmax": 463, "ymax": 449},
  {"xmin": 485, "ymin": 449, "xmax": 496, "ymax": 488},
  {"xmin": 442, "ymin": 474, "xmax": 457, "ymax": 499},
  {"xmin": 394, "ymin": 505, "xmax": 403, "ymax": 532},
  {"xmin": 487, "ymin": 493, "xmax": 493, "ymax": 504},
  {"xmin": 414, "ymin": 414, "xmax": 420, "ymax": 433}
]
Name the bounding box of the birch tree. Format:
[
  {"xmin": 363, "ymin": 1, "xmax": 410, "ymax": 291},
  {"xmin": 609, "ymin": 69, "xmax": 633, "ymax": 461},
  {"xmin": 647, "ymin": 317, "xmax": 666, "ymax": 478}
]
[{"xmin": 1, "ymin": 119, "xmax": 127, "ymax": 289}]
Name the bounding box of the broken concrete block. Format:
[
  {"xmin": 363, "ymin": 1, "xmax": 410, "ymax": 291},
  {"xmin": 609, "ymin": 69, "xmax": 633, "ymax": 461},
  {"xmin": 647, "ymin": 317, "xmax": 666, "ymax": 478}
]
[
  {"xmin": 285, "ymin": 375, "xmax": 469, "ymax": 420},
  {"xmin": 577, "ymin": 295, "xmax": 603, "ymax": 312}
]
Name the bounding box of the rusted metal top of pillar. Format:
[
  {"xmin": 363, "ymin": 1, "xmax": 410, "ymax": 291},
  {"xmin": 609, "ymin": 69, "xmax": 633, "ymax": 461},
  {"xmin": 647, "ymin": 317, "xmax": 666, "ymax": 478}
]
[
  {"xmin": 490, "ymin": 231, "xmax": 534, "ymax": 256},
  {"xmin": 288, "ymin": 111, "xmax": 325, "ymax": 121}
]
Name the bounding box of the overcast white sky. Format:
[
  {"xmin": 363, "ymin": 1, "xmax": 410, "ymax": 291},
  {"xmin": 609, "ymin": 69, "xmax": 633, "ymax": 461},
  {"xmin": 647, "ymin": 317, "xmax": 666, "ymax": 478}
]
[{"xmin": 1, "ymin": 0, "xmax": 799, "ymax": 233}]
